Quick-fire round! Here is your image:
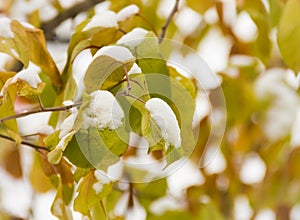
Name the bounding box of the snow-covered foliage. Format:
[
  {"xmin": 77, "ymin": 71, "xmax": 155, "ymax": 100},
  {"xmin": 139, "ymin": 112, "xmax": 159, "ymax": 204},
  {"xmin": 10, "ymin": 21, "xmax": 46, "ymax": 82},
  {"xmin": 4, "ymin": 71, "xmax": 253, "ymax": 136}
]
[
  {"xmin": 117, "ymin": 4, "xmax": 139, "ymax": 22},
  {"xmin": 145, "ymin": 98, "xmax": 181, "ymax": 149},
  {"xmin": 82, "ymin": 90, "xmax": 124, "ymax": 130},
  {"xmin": 93, "ymin": 45, "xmax": 135, "ymax": 63},
  {"xmin": 117, "ymin": 27, "xmax": 148, "ymax": 48},
  {"xmin": 83, "ymin": 11, "xmax": 118, "ymax": 31},
  {"xmin": 12, "ymin": 62, "xmax": 42, "ymax": 88}
]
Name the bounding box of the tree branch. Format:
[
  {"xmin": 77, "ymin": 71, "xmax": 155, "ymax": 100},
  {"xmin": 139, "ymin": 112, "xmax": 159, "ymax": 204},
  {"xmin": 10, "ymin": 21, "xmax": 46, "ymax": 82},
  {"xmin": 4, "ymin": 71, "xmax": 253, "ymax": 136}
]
[
  {"xmin": 0, "ymin": 102, "xmax": 82, "ymax": 123},
  {"xmin": 0, "ymin": 134, "xmax": 50, "ymax": 152},
  {"xmin": 41, "ymin": 0, "xmax": 105, "ymax": 40},
  {"xmin": 158, "ymin": 0, "xmax": 180, "ymax": 43}
]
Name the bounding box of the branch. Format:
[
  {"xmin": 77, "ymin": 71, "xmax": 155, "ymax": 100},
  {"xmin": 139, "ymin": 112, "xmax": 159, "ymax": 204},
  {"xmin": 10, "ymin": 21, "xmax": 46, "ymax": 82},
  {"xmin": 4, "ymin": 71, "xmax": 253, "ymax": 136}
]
[
  {"xmin": 0, "ymin": 102, "xmax": 82, "ymax": 123},
  {"xmin": 41, "ymin": 0, "xmax": 105, "ymax": 40},
  {"xmin": 158, "ymin": 0, "xmax": 180, "ymax": 43},
  {"xmin": 0, "ymin": 134, "xmax": 49, "ymax": 152}
]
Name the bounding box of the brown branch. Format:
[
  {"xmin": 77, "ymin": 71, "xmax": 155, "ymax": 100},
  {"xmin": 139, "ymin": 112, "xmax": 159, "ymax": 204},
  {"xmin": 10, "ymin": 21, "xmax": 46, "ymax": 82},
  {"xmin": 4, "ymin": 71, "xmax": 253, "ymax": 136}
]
[
  {"xmin": 41, "ymin": 0, "xmax": 106, "ymax": 40},
  {"xmin": 158, "ymin": 0, "xmax": 180, "ymax": 43},
  {"xmin": 0, "ymin": 102, "xmax": 82, "ymax": 123},
  {"xmin": 0, "ymin": 134, "xmax": 50, "ymax": 152}
]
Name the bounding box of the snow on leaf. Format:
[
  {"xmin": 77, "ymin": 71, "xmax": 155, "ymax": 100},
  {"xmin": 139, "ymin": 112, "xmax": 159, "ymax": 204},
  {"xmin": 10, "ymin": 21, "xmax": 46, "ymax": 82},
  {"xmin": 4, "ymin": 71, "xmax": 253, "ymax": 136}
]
[
  {"xmin": 11, "ymin": 62, "xmax": 41, "ymax": 88},
  {"xmin": 117, "ymin": 4, "xmax": 140, "ymax": 22},
  {"xmin": 145, "ymin": 98, "xmax": 181, "ymax": 149},
  {"xmin": 82, "ymin": 90, "xmax": 124, "ymax": 130},
  {"xmin": 92, "ymin": 170, "xmax": 111, "ymax": 194},
  {"xmin": 93, "ymin": 45, "xmax": 135, "ymax": 63},
  {"xmin": 117, "ymin": 27, "xmax": 148, "ymax": 48},
  {"xmin": 83, "ymin": 11, "xmax": 118, "ymax": 31}
]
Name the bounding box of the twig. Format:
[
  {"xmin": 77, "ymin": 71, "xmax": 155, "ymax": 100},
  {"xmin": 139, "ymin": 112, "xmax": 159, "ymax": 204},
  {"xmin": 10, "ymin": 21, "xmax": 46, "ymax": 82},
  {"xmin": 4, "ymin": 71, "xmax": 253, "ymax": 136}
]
[
  {"xmin": 123, "ymin": 65, "xmax": 131, "ymax": 94},
  {"xmin": 158, "ymin": 0, "xmax": 180, "ymax": 43},
  {"xmin": 0, "ymin": 102, "xmax": 82, "ymax": 123},
  {"xmin": 0, "ymin": 134, "xmax": 50, "ymax": 152},
  {"xmin": 41, "ymin": 0, "xmax": 105, "ymax": 40}
]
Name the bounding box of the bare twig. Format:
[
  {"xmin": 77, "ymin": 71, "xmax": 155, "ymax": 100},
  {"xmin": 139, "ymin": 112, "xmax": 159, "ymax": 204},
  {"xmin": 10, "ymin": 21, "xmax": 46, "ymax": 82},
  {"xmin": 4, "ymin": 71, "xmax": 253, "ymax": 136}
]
[
  {"xmin": 41, "ymin": 0, "xmax": 105, "ymax": 40},
  {"xmin": 0, "ymin": 134, "xmax": 50, "ymax": 152},
  {"xmin": 158, "ymin": 0, "xmax": 180, "ymax": 43},
  {"xmin": 0, "ymin": 102, "xmax": 82, "ymax": 123}
]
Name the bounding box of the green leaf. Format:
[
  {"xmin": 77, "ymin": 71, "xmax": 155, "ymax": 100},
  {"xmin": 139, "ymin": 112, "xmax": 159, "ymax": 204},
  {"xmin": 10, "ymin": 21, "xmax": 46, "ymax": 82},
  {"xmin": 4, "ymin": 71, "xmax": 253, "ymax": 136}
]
[
  {"xmin": 84, "ymin": 55, "xmax": 134, "ymax": 93},
  {"xmin": 243, "ymin": 0, "xmax": 272, "ymax": 64},
  {"xmin": 72, "ymin": 127, "xmax": 121, "ymax": 171},
  {"xmin": 64, "ymin": 136, "xmax": 94, "ymax": 169},
  {"xmin": 278, "ymin": 0, "xmax": 300, "ymax": 72}
]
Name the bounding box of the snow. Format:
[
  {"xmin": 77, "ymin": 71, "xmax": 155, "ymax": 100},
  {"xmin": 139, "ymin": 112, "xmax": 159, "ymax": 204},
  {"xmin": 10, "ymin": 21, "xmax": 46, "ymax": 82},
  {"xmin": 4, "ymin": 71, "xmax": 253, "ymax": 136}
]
[
  {"xmin": 12, "ymin": 62, "xmax": 41, "ymax": 88},
  {"xmin": 117, "ymin": 28, "xmax": 148, "ymax": 48},
  {"xmin": 239, "ymin": 153, "xmax": 266, "ymax": 184},
  {"xmin": 72, "ymin": 49, "xmax": 93, "ymax": 101},
  {"xmin": 82, "ymin": 11, "xmax": 118, "ymax": 31},
  {"xmin": 93, "ymin": 45, "xmax": 135, "ymax": 63},
  {"xmin": 117, "ymin": 4, "xmax": 139, "ymax": 22},
  {"xmin": 255, "ymin": 68, "xmax": 299, "ymax": 141},
  {"xmin": 255, "ymin": 209, "xmax": 276, "ymax": 220},
  {"xmin": 234, "ymin": 195, "xmax": 253, "ymax": 220},
  {"xmin": 175, "ymin": 7, "xmax": 202, "ymax": 35},
  {"xmin": 167, "ymin": 159, "xmax": 204, "ymax": 197},
  {"xmin": 150, "ymin": 196, "xmax": 183, "ymax": 215},
  {"xmin": 232, "ymin": 11, "xmax": 257, "ymax": 42},
  {"xmin": 93, "ymin": 170, "xmax": 111, "ymax": 194},
  {"xmin": 145, "ymin": 98, "xmax": 181, "ymax": 149},
  {"xmin": 128, "ymin": 63, "xmax": 142, "ymax": 75},
  {"xmin": 82, "ymin": 90, "xmax": 124, "ymax": 130},
  {"xmin": 203, "ymin": 147, "xmax": 227, "ymax": 174},
  {"xmin": 0, "ymin": 17, "xmax": 13, "ymax": 38},
  {"xmin": 53, "ymin": 198, "xmax": 63, "ymax": 216},
  {"xmin": 59, "ymin": 111, "xmax": 78, "ymax": 139}
]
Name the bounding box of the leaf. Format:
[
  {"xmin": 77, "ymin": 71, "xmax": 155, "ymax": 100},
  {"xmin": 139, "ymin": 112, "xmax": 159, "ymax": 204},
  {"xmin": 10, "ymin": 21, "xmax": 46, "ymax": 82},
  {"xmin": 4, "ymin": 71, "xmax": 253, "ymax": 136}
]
[
  {"xmin": 186, "ymin": 0, "xmax": 216, "ymax": 14},
  {"xmin": 64, "ymin": 136, "xmax": 94, "ymax": 169},
  {"xmin": 10, "ymin": 20, "xmax": 62, "ymax": 88},
  {"xmin": 84, "ymin": 55, "xmax": 134, "ymax": 93},
  {"xmin": 278, "ymin": 0, "xmax": 300, "ymax": 72},
  {"xmin": 74, "ymin": 171, "xmax": 112, "ymax": 216},
  {"xmin": 38, "ymin": 152, "xmax": 74, "ymax": 186},
  {"xmin": 2, "ymin": 146, "xmax": 22, "ymax": 178},
  {"xmin": 29, "ymin": 153, "xmax": 54, "ymax": 193},
  {"xmin": 51, "ymin": 180, "xmax": 73, "ymax": 220},
  {"xmin": 72, "ymin": 127, "xmax": 121, "ymax": 171},
  {"xmin": 135, "ymin": 33, "xmax": 169, "ymax": 75},
  {"xmin": 243, "ymin": 0, "xmax": 272, "ymax": 64}
]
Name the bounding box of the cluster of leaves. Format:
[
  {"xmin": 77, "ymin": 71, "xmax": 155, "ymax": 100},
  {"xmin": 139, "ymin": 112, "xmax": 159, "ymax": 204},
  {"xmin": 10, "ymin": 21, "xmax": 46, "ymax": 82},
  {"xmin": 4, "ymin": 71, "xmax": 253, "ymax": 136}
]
[{"xmin": 0, "ymin": 0, "xmax": 300, "ymax": 219}]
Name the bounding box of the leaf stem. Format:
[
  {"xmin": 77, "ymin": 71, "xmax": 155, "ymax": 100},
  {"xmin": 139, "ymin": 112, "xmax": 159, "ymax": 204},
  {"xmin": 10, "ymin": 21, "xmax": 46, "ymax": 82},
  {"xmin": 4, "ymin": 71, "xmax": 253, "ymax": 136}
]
[
  {"xmin": 0, "ymin": 102, "xmax": 82, "ymax": 123},
  {"xmin": 0, "ymin": 134, "xmax": 50, "ymax": 152},
  {"xmin": 158, "ymin": 0, "xmax": 180, "ymax": 43}
]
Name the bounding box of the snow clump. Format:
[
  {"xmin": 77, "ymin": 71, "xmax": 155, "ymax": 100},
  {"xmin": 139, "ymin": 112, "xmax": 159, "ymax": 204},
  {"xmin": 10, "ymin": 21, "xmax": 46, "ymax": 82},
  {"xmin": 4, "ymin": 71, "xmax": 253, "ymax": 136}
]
[
  {"xmin": 82, "ymin": 90, "xmax": 124, "ymax": 130},
  {"xmin": 145, "ymin": 98, "xmax": 181, "ymax": 149}
]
